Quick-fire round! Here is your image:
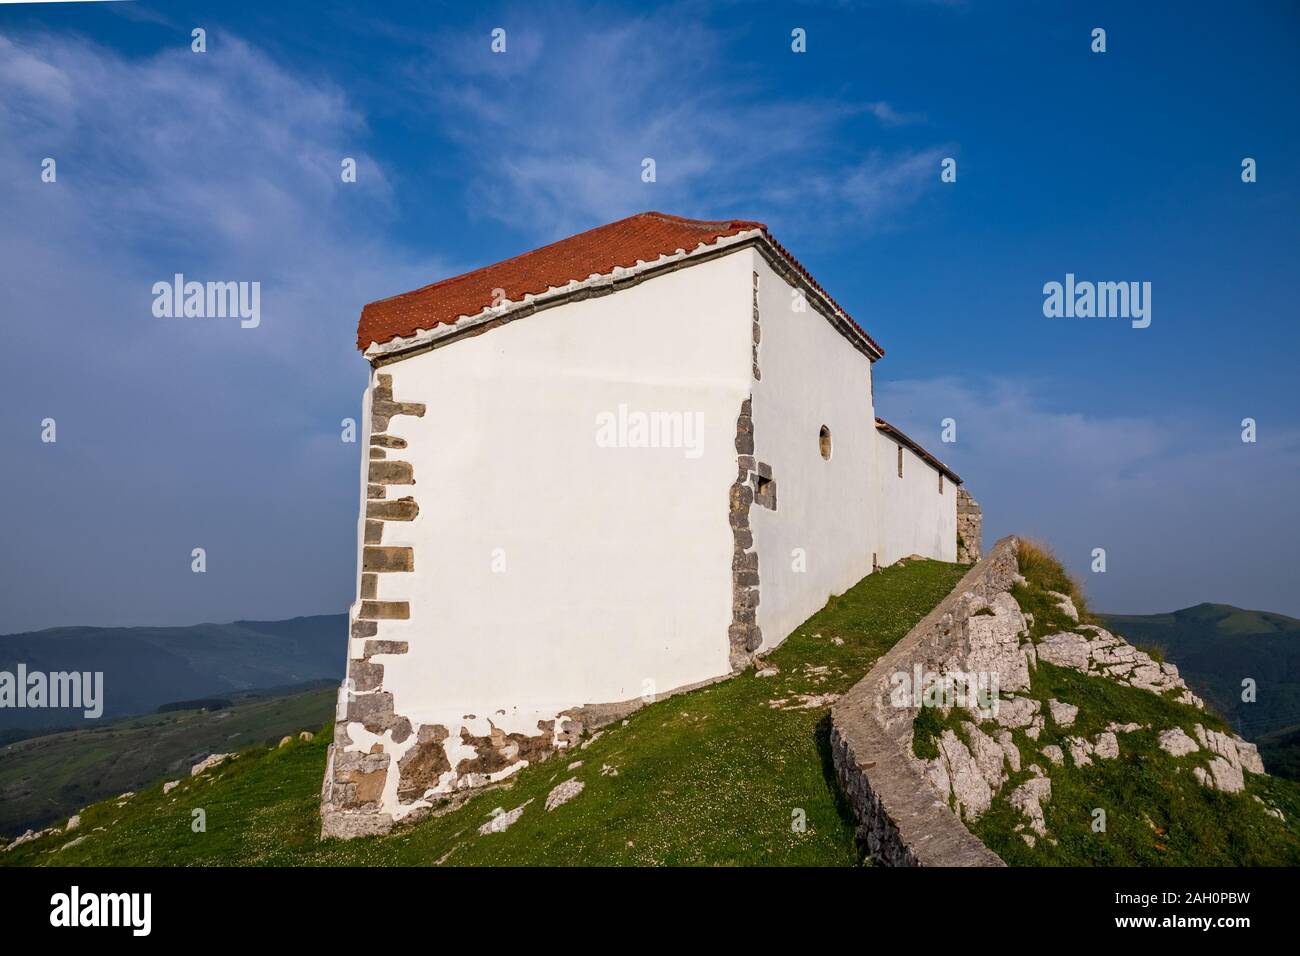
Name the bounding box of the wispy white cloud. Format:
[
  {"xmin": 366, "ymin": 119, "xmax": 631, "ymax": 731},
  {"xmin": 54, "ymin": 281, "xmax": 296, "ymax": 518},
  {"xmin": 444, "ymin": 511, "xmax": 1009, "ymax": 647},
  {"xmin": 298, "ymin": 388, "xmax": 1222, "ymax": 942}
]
[{"xmin": 402, "ymin": 9, "xmax": 943, "ymax": 239}]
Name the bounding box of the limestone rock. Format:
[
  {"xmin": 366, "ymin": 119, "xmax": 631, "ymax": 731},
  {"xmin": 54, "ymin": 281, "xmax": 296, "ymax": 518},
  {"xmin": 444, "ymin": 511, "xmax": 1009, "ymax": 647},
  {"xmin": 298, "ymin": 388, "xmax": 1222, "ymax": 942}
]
[
  {"xmin": 1092, "ymin": 732, "xmax": 1120, "ymax": 760},
  {"xmin": 1067, "ymin": 736, "xmax": 1094, "ymax": 767},
  {"xmin": 1047, "ymin": 699, "xmax": 1078, "ymax": 728},
  {"xmin": 1194, "ymin": 757, "xmax": 1244, "ymax": 794},
  {"xmin": 191, "ymin": 753, "xmax": 233, "ymax": 777},
  {"xmin": 959, "ymin": 591, "xmax": 1031, "ymax": 692},
  {"xmin": 996, "ymin": 730, "xmax": 1022, "ymax": 773},
  {"xmin": 1193, "ymin": 725, "xmax": 1266, "ymax": 776},
  {"xmin": 163, "ymin": 780, "xmax": 180, "ymax": 795},
  {"xmin": 299, "ymin": 731, "xmax": 315, "ymax": 742},
  {"xmin": 1047, "ymin": 590, "xmax": 1079, "ymax": 622},
  {"xmin": 279, "ymin": 735, "xmax": 293, "ymax": 748},
  {"xmin": 1041, "ymin": 744, "xmax": 1065, "ymax": 766},
  {"xmin": 1237, "ymin": 740, "xmax": 1266, "ymax": 775},
  {"xmin": 1254, "ymin": 796, "xmax": 1285, "ymax": 821},
  {"xmin": 962, "ymin": 721, "xmax": 1010, "ymax": 791},
  {"xmin": 4, "ymin": 828, "xmax": 51, "ymax": 851},
  {"xmin": 65, "ymin": 814, "xmax": 81, "ymax": 832},
  {"xmin": 1009, "ymin": 771, "xmax": 1052, "ymax": 836},
  {"xmin": 1158, "ymin": 727, "xmax": 1199, "ymax": 757},
  {"xmin": 994, "ymin": 696, "xmax": 1040, "ymax": 730},
  {"xmin": 932, "ymin": 729, "xmax": 993, "ymax": 819},
  {"xmin": 1037, "ymin": 632, "xmax": 1092, "ymax": 671},
  {"xmin": 1106, "ymin": 722, "xmax": 1144, "ymax": 734},
  {"xmin": 545, "ymin": 778, "xmax": 585, "ymax": 811},
  {"xmin": 478, "ymin": 799, "xmax": 533, "ymax": 835},
  {"xmin": 1066, "ymin": 731, "xmax": 1119, "ymax": 766}
]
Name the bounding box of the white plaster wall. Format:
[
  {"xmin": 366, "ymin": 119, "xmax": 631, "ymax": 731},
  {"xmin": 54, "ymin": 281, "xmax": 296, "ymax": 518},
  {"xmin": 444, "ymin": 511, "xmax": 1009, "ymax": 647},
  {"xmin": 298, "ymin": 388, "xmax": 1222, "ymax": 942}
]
[
  {"xmin": 370, "ymin": 252, "xmax": 754, "ymax": 738},
  {"xmin": 747, "ymin": 250, "xmax": 879, "ymax": 650},
  {"xmin": 872, "ymin": 429, "xmax": 958, "ymax": 567}
]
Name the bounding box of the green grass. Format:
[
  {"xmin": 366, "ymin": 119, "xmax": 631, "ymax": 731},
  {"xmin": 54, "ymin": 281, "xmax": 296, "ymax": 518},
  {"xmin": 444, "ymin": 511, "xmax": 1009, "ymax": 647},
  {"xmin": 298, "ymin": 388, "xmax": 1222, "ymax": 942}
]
[{"xmin": 1, "ymin": 559, "xmax": 967, "ymax": 867}]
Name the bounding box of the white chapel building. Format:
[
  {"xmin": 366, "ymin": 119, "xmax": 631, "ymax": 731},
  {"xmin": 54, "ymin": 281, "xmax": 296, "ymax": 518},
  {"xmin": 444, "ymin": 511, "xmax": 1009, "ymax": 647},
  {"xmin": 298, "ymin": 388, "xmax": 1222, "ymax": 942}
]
[{"xmin": 321, "ymin": 212, "xmax": 977, "ymax": 836}]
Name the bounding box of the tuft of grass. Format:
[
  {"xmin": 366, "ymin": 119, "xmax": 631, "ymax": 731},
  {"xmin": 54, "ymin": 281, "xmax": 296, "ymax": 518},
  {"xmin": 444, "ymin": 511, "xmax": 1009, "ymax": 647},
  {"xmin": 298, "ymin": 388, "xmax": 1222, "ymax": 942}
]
[{"xmin": 912, "ymin": 706, "xmax": 943, "ymax": 760}]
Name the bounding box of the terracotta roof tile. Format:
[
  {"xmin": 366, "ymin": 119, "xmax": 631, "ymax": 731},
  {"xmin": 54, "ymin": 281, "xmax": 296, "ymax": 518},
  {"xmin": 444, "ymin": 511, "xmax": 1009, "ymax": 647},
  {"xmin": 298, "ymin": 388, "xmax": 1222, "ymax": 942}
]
[{"xmin": 357, "ymin": 211, "xmax": 882, "ymax": 356}]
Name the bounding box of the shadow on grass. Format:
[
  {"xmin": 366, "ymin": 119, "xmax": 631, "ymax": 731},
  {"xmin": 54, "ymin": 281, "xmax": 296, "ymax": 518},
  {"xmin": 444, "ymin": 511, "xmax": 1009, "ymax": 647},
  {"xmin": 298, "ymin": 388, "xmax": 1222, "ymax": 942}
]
[{"xmin": 814, "ymin": 711, "xmax": 868, "ymax": 866}]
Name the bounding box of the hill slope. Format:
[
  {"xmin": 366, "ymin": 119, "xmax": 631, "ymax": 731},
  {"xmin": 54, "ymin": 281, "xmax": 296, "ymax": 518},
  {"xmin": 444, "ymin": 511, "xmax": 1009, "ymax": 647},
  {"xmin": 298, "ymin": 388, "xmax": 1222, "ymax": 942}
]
[
  {"xmin": 0, "ymin": 615, "xmax": 347, "ymax": 735},
  {"xmin": 8, "ymin": 555, "xmax": 1298, "ymax": 867},
  {"xmin": 0, "ymin": 559, "xmax": 967, "ymax": 866},
  {"xmin": 0, "ymin": 683, "xmax": 336, "ymax": 837}
]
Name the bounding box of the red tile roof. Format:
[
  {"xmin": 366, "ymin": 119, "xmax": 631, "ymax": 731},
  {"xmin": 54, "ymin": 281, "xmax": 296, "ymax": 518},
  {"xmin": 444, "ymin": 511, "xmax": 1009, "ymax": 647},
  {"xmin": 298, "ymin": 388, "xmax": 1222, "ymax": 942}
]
[{"xmin": 357, "ymin": 211, "xmax": 884, "ymax": 357}]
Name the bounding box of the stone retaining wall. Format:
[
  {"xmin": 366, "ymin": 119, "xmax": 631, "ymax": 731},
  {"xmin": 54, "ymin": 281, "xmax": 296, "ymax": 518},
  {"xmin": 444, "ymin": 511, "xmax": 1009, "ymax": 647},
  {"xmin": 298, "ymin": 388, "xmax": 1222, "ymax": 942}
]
[{"xmin": 829, "ymin": 536, "xmax": 1021, "ymax": 866}]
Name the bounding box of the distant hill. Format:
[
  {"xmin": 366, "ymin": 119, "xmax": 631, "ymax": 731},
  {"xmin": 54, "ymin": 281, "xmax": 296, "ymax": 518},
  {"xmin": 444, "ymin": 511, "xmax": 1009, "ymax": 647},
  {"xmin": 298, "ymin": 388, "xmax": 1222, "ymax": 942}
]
[
  {"xmin": 1100, "ymin": 603, "xmax": 1300, "ymax": 778},
  {"xmin": 0, "ymin": 615, "xmax": 347, "ymax": 736},
  {"xmin": 0, "ymin": 682, "xmax": 336, "ymax": 837}
]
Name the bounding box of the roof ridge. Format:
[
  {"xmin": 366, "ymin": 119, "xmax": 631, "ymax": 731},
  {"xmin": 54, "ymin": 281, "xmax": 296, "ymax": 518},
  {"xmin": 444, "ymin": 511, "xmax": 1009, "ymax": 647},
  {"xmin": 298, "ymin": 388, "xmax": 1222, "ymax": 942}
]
[
  {"xmin": 364, "ymin": 212, "xmax": 759, "ymax": 310},
  {"xmin": 356, "ymin": 212, "xmax": 882, "ymax": 359}
]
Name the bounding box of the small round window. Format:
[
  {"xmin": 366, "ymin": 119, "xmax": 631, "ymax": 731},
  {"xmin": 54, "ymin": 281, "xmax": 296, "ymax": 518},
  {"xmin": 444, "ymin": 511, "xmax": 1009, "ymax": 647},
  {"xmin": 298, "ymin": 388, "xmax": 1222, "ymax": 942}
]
[{"xmin": 819, "ymin": 425, "xmax": 832, "ymax": 460}]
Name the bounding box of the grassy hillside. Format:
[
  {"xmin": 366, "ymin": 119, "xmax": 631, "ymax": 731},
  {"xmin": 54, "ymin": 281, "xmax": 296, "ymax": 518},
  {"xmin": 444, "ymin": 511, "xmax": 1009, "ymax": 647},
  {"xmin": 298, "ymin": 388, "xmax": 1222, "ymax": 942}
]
[
  {"xmin": 0, "ymin": 615, "xmax": 347, "ymax": 735},
  {"xmin": 0, "ymin": 684, "xmax": 335, "ymax": 838},
  {"xmin": 1, "ymin": 558, "xmax": 967, "ymax": 867},
  {"xmin": 1100, "ymin": 603, "xmax": 1300, "ymax": 779},
  {"xmin": 967, "ymin": 545, "xmax": 1300, "ymax": 865}
]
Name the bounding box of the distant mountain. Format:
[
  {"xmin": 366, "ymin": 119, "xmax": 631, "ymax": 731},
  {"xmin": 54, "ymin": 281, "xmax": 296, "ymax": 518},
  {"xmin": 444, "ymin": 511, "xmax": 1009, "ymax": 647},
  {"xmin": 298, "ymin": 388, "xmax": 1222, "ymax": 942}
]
[
  {"xmin": 0, "ymin": 615, "xmax": 347, "ymax": 736},
  {"xmin": 1100, "ymin": 603, "xmax": 1300, "ymax": 778}
]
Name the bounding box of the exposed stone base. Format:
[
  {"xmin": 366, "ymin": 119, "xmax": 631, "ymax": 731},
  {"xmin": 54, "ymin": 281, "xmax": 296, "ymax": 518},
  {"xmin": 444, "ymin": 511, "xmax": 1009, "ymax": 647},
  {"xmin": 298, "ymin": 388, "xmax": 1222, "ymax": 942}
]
[{"xmin": 319, "ymin": 672, "xmax": 732, "ymax": 840}]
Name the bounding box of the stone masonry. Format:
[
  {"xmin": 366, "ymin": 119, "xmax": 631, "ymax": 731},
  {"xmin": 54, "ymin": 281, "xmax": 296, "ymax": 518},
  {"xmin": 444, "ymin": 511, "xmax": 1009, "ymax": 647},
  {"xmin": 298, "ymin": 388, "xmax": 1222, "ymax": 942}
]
[
  {"xmin": 956, "ymin": 487, "xmax": 982, "ymax": 564},
  {"xmin": 729, "ymin": 399, "xmax": 764, "ymax": 671}
]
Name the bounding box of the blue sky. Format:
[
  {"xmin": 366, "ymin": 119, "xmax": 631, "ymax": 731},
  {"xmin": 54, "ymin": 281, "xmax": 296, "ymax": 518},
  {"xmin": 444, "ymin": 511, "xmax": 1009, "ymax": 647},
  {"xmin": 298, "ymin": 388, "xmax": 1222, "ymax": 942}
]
[{"xmin": 1, "ymin": 0, "xmax": 1297, "ymax": 631}]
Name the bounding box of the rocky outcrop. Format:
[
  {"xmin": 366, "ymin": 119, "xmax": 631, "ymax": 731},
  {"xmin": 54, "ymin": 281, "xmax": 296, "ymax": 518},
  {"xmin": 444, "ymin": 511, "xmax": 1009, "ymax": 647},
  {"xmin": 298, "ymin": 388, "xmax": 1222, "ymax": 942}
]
[
  {"xmin": 1036, "ymin": 626, "xmax": 1204, "ymax": 708},
  {"xmin": 1187, "ymin": 724, "xmax": 1265, "ymax": 793}
]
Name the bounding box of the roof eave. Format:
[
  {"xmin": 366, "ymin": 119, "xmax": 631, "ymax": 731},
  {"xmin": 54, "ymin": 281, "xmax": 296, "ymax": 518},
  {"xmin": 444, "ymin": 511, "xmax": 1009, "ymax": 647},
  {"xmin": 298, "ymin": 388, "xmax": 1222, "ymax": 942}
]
[
  {"xmin": 361, "ymin": 227, "xmax": 885, "ymax": 366},
  {"xmin": 875, "ymin": 418, "xmax": 962, "ymax": 484}
]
